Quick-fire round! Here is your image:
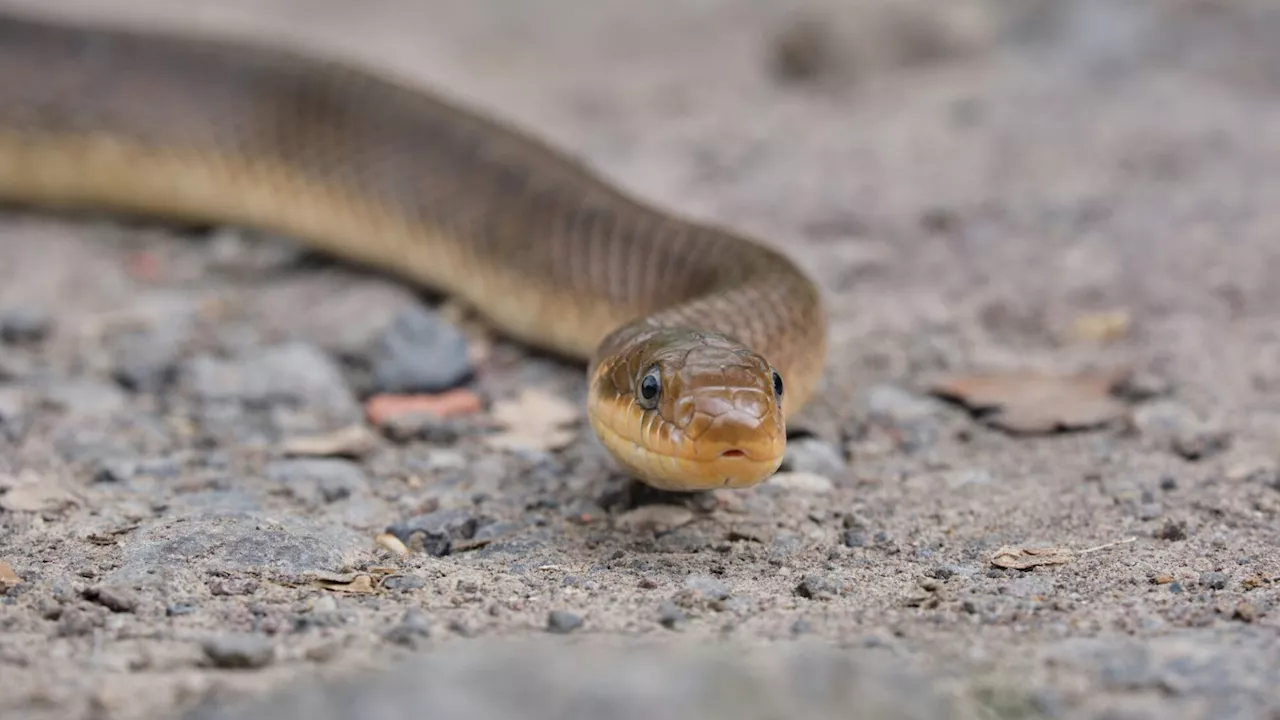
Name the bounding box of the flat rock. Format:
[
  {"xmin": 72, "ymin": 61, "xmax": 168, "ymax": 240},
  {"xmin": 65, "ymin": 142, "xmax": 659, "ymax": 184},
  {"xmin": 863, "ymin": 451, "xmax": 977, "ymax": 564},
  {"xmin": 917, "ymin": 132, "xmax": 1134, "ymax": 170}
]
[
  {"xmin": 265, "ymin": 458, "xmax": 370, "ymax": 504},
  {"xmin": 181, "ymin": 343, "xmax": 360, "ymax": 422},
  {"xmin": 182, "ymin": 639, "xmax": 963, "ymax": 720},
  {"xmin": 107, "ymin": 510, "xmax": 372, "ymax": 587}
]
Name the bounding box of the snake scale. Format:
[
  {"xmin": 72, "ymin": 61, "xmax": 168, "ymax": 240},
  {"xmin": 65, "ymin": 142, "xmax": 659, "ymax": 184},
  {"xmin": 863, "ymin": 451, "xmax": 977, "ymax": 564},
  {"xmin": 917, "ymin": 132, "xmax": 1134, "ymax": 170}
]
[{"xmin": 0, "ymin": 9, "xmax": 827, "ymax": 491}]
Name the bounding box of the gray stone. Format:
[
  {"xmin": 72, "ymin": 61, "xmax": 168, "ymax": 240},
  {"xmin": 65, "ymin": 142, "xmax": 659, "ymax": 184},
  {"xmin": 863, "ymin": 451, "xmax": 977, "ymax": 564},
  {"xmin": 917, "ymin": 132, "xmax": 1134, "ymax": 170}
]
[
  {"xmin": 266, "ymin": 459, "xmax": 369, "ymax": 504},
  {"xmin": 108, "ymin": 511, "xmax": 371, "ymax": 587},
  {"xmin": 796, "ymin": 573, "xmax": 853, "ymax": 600},
  {"xmin": 109, "ymin": 327, "xmax": 184, "ymax": 392},
  {"xmin": 202, "ymin": 634, "xmax": 275, "ymax": 669},
  {"xmin": 780, "ymin": 437, "xmax": 846, "ymax": 477},
  {"xmin": 0, "ymin": 386, "xmax": 26, "ymax": 437},
  {"xmin": 40, "ymin": 380, "xmax": 127, "ymax": 417},
  {"xmin": 546, "ymin": 610, "xmax": 583, "ymax": 634},
  {"xmin": 684, "ymin": 574, "xmax": 732, "ymax": 602},
  {"xmin": 658, "ymin": 600, "xmax": 687, "ymax": 630},
  {"xmin": 180, "ymin": 638, "xmax": 963, "ymax": 720},
  {"xmin": 386, "ymin": 508, "xmax": 480, "ymax": 557},
  {"xmin": 1036, "ymin": 631, "xmax": 1280, "ymax": 717},
  {"xmin": 382, "ymin": 608, "xmax": 432, "ymax": 649},
  {"xmin": 182, "ymin": 343, "xmax": 360, "ymax": 421},
  {"xmin": 369, "ymin": 305, "xmax": 472, "ymax": 394},
  {"xmin": 1199, "ymin": 571, "xmax": 1229, "ymax": 590},
  {"xmin": 0, "ymin": 307, "xmax": 52, "ymax": 344},
  {"xmin": 83, "ymin": 585, "xmax": 140, "ymax": 613},
  {"xmin": 863, "ymin": 384, "xmax": 944, "ymax": 421}
]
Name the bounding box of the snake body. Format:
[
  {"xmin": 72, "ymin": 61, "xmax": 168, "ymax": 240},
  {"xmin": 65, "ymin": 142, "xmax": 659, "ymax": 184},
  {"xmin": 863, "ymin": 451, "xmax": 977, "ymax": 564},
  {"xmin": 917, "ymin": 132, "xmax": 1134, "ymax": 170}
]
[{"xmin": 0, "ymin": 10, "xmax": 827, "ymax": 491}]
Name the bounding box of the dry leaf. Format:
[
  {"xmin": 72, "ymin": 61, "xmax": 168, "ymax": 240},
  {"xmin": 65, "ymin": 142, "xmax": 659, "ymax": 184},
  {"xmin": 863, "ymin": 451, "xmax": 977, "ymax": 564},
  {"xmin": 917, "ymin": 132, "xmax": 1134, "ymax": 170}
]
[
  {"xmin": 929, "ymin": 369, "xmax": 1131, "ymax": 434},
  {"xmin": 282, "ymin": 425, "xmax": 379, "ymax": 458},
  {"xmin": 0, "ymin": 470, "xmax": 80, "ymax": 513},
  {"xmin": 991, "ymin": 545, "xmax": 1076, "ymax": 569},
  {"xmin": 1072, "ymin": 310, "xmax": 1131, "ymax": 342},
  {"xmin": 311, "ymin": 574, "xmax": 378, "ymax": 594},
  {"xmin": 615, "ymin": 504, "xmax": 695, "ymax": 534},
  {"xmin": 485, "ymin": 388, "xmax": 579, "ymax": 451},
  {"xmin": 365, "ymin": 390, "xmax": 483, "ymax": 427},
  {"xmin": 0, "ymin": 561, "xmax": 22, "ymax": 590},
  {"xmin": 84, "ymin": 524, "xmax": 140, "ymax": 545},
  {"xmin": 992, "ymin": 537, "xmax": 1135, "ymax": 570},
  {"xmin": 375, "ymin": 532, "xmax": 409, "ymax": 556}
]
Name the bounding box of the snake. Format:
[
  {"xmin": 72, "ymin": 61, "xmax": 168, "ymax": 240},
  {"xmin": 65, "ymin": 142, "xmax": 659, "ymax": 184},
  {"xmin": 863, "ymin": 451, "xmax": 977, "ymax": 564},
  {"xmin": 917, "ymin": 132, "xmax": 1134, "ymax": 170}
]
[{"xmin": 0, "ymin": 9, "xmax": 827, "ymax": 492}]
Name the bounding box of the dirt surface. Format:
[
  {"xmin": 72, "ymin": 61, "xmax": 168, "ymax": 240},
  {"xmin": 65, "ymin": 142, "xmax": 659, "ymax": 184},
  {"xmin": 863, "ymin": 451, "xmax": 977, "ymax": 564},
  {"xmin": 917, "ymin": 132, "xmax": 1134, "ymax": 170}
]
[{"xmin": 2, "ymin": 0, "xmax": 1280, "ymax": 718}]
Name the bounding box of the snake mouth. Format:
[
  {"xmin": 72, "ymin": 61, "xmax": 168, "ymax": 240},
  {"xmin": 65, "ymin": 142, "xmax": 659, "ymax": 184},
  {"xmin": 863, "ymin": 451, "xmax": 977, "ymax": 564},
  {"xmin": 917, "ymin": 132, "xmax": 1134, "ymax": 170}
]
[{"xmin": 720, "ymin": 449, "xmax": 747, "ymax": 458}]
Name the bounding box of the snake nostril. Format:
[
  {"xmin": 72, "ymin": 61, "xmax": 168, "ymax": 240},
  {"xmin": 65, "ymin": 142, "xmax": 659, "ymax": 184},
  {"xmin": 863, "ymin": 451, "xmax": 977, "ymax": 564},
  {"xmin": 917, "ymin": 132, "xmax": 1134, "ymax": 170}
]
[{"xmin": 720, "ymin": 449, "xmax": 746, "ymax": 458}]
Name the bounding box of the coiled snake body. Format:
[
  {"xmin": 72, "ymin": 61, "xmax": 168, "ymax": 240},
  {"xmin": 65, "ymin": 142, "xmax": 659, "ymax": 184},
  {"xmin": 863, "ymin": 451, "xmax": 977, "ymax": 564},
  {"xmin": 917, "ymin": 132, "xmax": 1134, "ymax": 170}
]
[{"xmin": 0, "ymin": 10, "xmax": 827, "ymax": 491}]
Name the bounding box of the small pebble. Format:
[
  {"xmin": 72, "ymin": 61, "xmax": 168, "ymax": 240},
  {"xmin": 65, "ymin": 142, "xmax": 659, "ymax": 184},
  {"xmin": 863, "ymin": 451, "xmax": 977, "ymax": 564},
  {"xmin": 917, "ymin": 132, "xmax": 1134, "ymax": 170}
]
[
  {"xmin": 657, "ymin": 600, "xmax": 686, "ymax": 630},
  {"xmin": 383, "ymin": 575, "xmax": 426, "ymax": 592},
  {"xmin": 382, "ymin": 609, "xmax": 432, "ymax": 648},
  {"xmin": 1154, "ymin": 520, "xmax": 1188, "ymax": 541},
  {"xmin": 182, "ymin": 343, "xmax": 360, "ymax": 420},
  {"xmin": 615, "ymin": 504, "xmax": 695, "ymax": 534},
  {"xmin": 266, "ymin": 459, "xmax": 369, "ymax": 504},
  {"xmin": 369, "ymin": 305, "xmax": 472, "ymax": 394},
  {"xmin": 546, "ymin": 610, "xmax": 583, "ymax": 634},
  {"xmin": 83, "ymin": 585, "xmax": 139, "ymax": 613},
  {"xmin": 767, "ymin": 472, "xmax": 834, "ymax": 493},
  {"xmin": 448, "ymin": 619, "xmax": 477, "ymax": 638},
  {"xmin": 864, "ymin": 383, "xmax": 943, "ymax": 422},
  {"xmin": 202, "ymin": 634, "xmax": 275, "ymax": 669},
  {"xmin": 109, "ymin": 328, "xmax": 183, "ymax": 392},
  {"xmin": 0, "ymin": 307, "xmax": 52, "ymax": 344},
  {"xmin": 1199, "ymin": 571, "xmax": 1229, "ymax": 590},
  {"xmin": 790, "ymin": 618, "xmax": 813, "ymax": 635},
  {"xmin": 780, "ymin": 437, "xmax": 845, "ymax": 477},
  {"xmin": 1234, "ymin": 601, "xmax": 1258, "ymax": 623},
  {"xmin": 1137, "ymin": 502, "xmax": 1164, "ymax": 521},
  {"xmin": 795, "ymin": 573, "xmax": 852, "ymax": 600},
  {"xmin": 94, "ymin": 459, "xmax": 139, "ymax": 484},
  {"xmin": 683, "ymin": 575, "xmax": 731, "ymax": 602}
]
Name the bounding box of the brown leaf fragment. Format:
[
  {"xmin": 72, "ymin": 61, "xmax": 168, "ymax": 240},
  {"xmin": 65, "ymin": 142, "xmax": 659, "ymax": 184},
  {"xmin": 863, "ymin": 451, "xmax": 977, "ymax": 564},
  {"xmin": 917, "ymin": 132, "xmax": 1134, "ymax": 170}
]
[
  {"xmin": 991, "ymin": 545, "xmax": 1076, "ymax": 569},
  {"xmin": 84, "ymin": 524, "xmax": 141, "ymax": 545},
  {"xmin": 282, "ymin": 425, "xmax": 379, "ymax": 459},
  {"xmin": 0, "ymin": 470, "xmax": 81, "ymax": 513},
  {"xmin": 484, "ymin": 388, "xmax": 580, "ymax": 452},
  {"xmin": 615, "ymin": 504, "xmax": 695, "ymax": 534},
  {"xmin": 1072, "ymin": 310, "xmax": 1131, "ymax": 342},
  {"xmin": 0, "ymin": 561, "xmax": 22, "ymax": 590},
  {"xmin": 375, "ymin": 532, "xmax": 409, "ymax": 556},
  {"xmin": 991, "ymin": 537, "xmax": 1135, "ymax": 570},
  {"xmin": 929, "ymin": 369, "xmax": 1131, "ymax": 434},
  {"xmin": 311, "ymin": 574, "xmax": 378, "ymax": 594}
]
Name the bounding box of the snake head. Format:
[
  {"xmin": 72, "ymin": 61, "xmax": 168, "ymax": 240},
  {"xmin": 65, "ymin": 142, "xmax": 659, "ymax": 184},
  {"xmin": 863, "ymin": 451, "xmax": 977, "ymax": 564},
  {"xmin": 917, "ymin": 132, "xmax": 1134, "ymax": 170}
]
[{"xmin": 588, "ymin": 326, "xmax": 786, "ymax": 491}]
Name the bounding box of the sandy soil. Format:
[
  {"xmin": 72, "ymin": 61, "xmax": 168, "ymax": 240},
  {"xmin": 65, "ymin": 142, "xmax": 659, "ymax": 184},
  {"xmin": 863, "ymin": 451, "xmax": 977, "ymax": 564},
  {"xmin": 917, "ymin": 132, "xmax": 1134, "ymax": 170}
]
[{"xmin": 1, "ymin": 1, "xmax": 1279, "ymax": 718}]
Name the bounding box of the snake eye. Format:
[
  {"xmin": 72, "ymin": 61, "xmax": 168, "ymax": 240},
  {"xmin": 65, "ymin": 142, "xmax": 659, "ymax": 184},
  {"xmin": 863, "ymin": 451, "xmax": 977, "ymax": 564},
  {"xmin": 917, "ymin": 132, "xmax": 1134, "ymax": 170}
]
[
  {"xmin": 772, "ymin": 370, "xmax": 784, "ymax": 398},
  {"xmin": 637, "ymin": 367, "xmax": 661, "ymax": 409}
]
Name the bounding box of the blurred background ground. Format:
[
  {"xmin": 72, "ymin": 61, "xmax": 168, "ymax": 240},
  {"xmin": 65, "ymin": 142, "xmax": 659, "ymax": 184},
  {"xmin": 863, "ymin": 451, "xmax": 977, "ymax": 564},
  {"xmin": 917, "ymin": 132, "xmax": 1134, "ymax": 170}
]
[{"xmin": 1, "ymin": 1, "xmax": 1279, "ymax": 718}]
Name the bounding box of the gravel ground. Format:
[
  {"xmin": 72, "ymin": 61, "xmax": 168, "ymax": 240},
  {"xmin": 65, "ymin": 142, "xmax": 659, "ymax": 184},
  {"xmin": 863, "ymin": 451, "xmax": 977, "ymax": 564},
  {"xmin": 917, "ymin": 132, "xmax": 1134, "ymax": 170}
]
[{"xmin": 2, "ymin": 0, "xmax": 1280, "ymax": 718}]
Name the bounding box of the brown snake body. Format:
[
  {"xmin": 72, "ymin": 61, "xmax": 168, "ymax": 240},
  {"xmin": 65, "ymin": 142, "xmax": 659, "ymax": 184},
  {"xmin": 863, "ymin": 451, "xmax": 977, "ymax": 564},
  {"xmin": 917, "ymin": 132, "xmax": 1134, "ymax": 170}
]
[{"xmin": 0, "ymin": 9, "xmax": 827, "ymax": 491}]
